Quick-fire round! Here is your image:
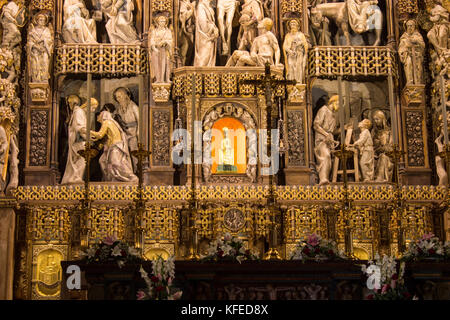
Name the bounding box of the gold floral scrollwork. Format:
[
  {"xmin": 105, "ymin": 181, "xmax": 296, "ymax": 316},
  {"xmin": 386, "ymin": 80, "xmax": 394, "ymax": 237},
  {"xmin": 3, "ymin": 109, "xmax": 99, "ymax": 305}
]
[
  {"xmin": 31, "ymin": 0, "xmax": 54, "ymax": 10},
  {"xmin": 28, "ymin": 206, "xmax": 71, "ymax": 243},
  {"xmin": 222, "ymin": 73, "xmax": 237, "ymax": 96},
  {"xmin": 204, "ymin": 73, "xmax": 220, "ymax": 97},
  {"xmin": 151, "ymin": 0, "xmax": 173, "ymax": 13},
  {"xmin": 397, "ymin": 0, "xmax": 419, "ymax": 15},
  {"xmin": 280, "ymin": 0, "xmax": 303, "ymax": 16},
  {"xmin": 142, "ymin": 206, "xmax": 179, "ymax": 242},
  {"xmin": 89, "ymin": 206, "xmax": 125, "ymax": 241},
  {"xmin": 284, "ymin": 205, "xmax": 325, "ymax": 243}
]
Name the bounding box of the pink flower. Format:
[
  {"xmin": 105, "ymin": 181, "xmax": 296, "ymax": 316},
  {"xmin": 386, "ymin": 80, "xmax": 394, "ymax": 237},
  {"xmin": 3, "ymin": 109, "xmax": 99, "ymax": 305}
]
[
  {"xmin": 391, "ymin": 279, "xmax": 397, "ymax": 289},
  {"xmin": 422, "ymin": 233, "xmax": 435, "ymax": 240},
  {"xmin": 307, "ymin": 234, "xmax": 320, "ymax": 247},
  {"xmin": 136, "ymin": 290, "xmax": 146, "ymax": 300},
  {"xmin": 381, "ymin": 284, "xmax": 390, "ymax": 294},
  {"xmin": 169, "ymin": 291, "xmax": 183, "ymax": 300},
  {"xmin": 167, "ymin": 277, "xmax": 173, "ymax": 286},
  {"xmin": 103, "ymin": 235, "xmax": 116, "ymax": 246}
]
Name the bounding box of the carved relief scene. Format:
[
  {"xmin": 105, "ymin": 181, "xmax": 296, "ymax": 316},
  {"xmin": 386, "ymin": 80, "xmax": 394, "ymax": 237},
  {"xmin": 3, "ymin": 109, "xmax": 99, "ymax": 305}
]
[{"xmin": 0, "ymin": 0, "xmax": 449, "ymax": 301}]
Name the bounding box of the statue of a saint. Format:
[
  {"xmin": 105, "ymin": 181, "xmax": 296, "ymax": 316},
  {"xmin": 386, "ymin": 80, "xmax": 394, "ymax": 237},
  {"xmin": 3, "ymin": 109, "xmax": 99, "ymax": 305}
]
[
  {"xmin": 194, "ymin": 0, "xmax": 219, "ymax": 67},
  {"xmin": 435, "ymin": 110, "xmax": 450, "ymax": 186},
  {"xmin": 217, "ymin": 0, "xmax": 239, "ymax": 55},
  {"xmin": 218, "ymin": 127, "xmax": 236, "ymax": 172},
  {"xmin": 351, "ymin": 119, "xmax": 374, "ymax": 182},
  {"xmin": 371, "ymin": 110, "xmax": 393, "ymax": 182},
  {"xmin": 399, "ymin": 20, "xmax": 425, "ymax": 85},
  {"xmin": 347, "ymin": 0, "xmax": 382, "ymax": 45},
  {"xmin": 62, "ymin": 0, "xmax": 98, "ymax": 43},
  {"xmin": 0, "ymin": 106, "xmax": 18, "ymax": 194},
  {"xmin": 427, "ymin": 5, "xmax": 450, "ymax": 75},
  {"xmin": 1, "ymin": 0, "xmax": 26, "ymax": 72},
  {"xmin": 149, "ymin": 15, "xmax": 173, "ymax": 84},
  {"xmin": 178, "ymin": 0, "xmax": 195, "ymax": 66},
  {"xmin": 226, "ymin": 18, "xmax": 282, "ymax": 67},
  {"xmin": 27, "ymin": 12, "xmax": 53, "ymax": 84},
  {"xmin": 313, "ymin": 95, "xmax": 339, "ymax": 185},
  {"xmin": 283, "ymin": 19, "xmax": 308, "ymax": 83},
  {"xmin": 101, "ymin": 0, "xmax": 139, "ymax": 44},
  {"xmin": 90, "ymin": 109, "xmax": 138, "ymax": 182},
  {"xmin": 61, "ymin": 97, "xmax": 97, "ymax": 185},
  {"xmin": 113, "ymin": 87, "xmax": 139, "ymax": 170}
]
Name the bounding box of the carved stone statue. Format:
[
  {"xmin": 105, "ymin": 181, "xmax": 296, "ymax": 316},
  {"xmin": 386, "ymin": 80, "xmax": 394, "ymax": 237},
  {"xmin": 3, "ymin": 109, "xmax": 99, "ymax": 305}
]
[
  {"xmin": 90, "ymin": 109, "xmax": 138, "ymax": 182},
  {"xmin": 27, "ymin": 12, "xmax": 53, "ymax": 84},
  {"xmin": 399, "ymin": 20, "xmax": 425, "ymax": 85},
  {"xmin": 313, "ymin": 95, "xmax": 339, "ymax": 185},
  {"xmin": 202, "ymin": 128, "xmax": 212, "ymax": 182},
  {"xmin": 0, "ymin": 106, "xmax": 18, "ymax": 194},
  {"xmin": 283, "ymin": 19, "xmax": 308, "ymax": 83},
  {"xmin": 435, "ymin": 110, "xmax": 450, "ymax": 186},
  {"xmin": 149, "ymin": 15, "xmax": 173, "ymax": 84},
  {"xmin": 1, "ymin": 0, "xmax": 26, "ymax": 72},
  {"xmin": 246, "ymin": 129, "xmax": 257, "ymax": 182},
  {"xmin": 61, "ymin": 96, "xmax": 97, "ymax": 185},
  {"xmin": 62, "ymin": 0, "xmax": 98, "ymax": 43},
  {"xmin": 309, "ymin": 7, "xmax": 331, "ymax": 46},
  {"xmin": 427, "ymin": 5, "xmax": 450, "ymax": 75},
  {"xmin": 217, "ymin": 0, "xmax": 239, "ymax": 55},
  {"xmin": 237, "ymin": 0, "xmax": 264, "ymax": 51},
  {"xmin": 218, "ymin": 127, "xmax": 235, "ymax": 172},
  {"xmin": 371, "ymin": 110, "xmax": 393, "ymax": 182},
  {"xmin": 351, "ymin": 119, "xmax": 374, "ymax": 182},
  {"xmin": 178, "ymin": 0, "xmax": 195, "ymax": 66},
  {"xmin": 226, "ymin": 18, "xmax": 282, "ymax": 67},
  {"xmin": 100, "ymin": 0, "xmax": 139, "ymax": 44},
  {"xmin": 113, "ymin": 87, "xmax": 139, "ymax": 170},
  {"xmin": 312, "ymin": 0, "xmax": 382, "ymax": 46},
  {"xmin": 193, "ymin": 0, "xmax": 219, "ymax": 67}
]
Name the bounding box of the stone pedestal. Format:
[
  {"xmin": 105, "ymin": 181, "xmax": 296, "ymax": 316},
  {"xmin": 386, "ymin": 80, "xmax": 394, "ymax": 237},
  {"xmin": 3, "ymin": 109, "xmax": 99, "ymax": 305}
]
[{"xmin": 0, "ymin": 202, "xmax": 15, "ymax": 300}]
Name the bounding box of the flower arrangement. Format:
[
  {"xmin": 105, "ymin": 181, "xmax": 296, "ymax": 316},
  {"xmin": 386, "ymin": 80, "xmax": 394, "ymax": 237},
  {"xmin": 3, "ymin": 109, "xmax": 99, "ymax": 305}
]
[
  {"xmin": 202, "ymin": 233, "xmax": 259, "ymax": 263},
  {"xmin": 289, "ymin": 233, "xmax": 347, "ymax": 262},
  {"xmin": 82, "ymin": 235, "xmax": 142, "ymax": 268},
  {"xmin": 361, "ymin": 254, "xmax": 414, "ymax": 300},
  {"xmin": 137, "ymin": 256, "xmax": 183, "ymax": 300},
  {"xmin": 401, "ymin": 233, "xmax": 450, "ymax": 262}
]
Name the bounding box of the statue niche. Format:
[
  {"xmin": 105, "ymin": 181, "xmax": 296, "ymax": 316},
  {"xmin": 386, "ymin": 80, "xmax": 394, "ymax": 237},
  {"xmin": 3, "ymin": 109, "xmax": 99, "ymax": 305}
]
[{"xmin": 202, "ymin": 103, "xmax": 257, "ymax": 183}]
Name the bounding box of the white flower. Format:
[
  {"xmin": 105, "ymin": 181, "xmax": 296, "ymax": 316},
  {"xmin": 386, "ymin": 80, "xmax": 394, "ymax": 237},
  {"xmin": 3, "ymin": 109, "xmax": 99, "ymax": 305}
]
[
  {"xmin": 85, "ymin": 247, "xmax": 96, "ymax": 258},
  {"xmin": 224, "ymin": 233, "xmax": 232, "ymax": 242},
  {"xmin": 111, "ymin": 245, "xmax": 122, "ymax": 257},
  {"xmin": 128, "ymin": 247, "xmax": 140, "ymax": 256},
  {"xmin": 236, "ymin": 255, "xmax": 244, "ymax": 264},
  {"xmin": 117, "ymin": 260, "xmax": 125, "ymax": 268}
]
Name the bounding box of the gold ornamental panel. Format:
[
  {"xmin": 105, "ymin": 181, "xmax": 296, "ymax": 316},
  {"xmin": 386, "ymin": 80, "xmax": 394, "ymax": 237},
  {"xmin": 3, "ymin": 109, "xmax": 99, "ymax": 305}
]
[
  {"xmin": 31, "ymin": 245, "xmax": 67, "ymax": 300},
  {"xmin": 389, "ymin": 205, "xmax": 434, "ymax": 244},
  {"xmin": 151, "ymin": 0, "xmax": 173, "ymax": 13},
  {"xmin": 15, "ymin": 185, "xmax": 446, "ymax": 202},
  {"xmin": 173, "ymin": 67, "xmax": 283, "ymax": 98},
  {"xmin": 89, "ymin": 206, "xmax": 125, "ymax": 241},
  {"xmin": 284, "ymin": 205, "xmax": 326, "ymax": 242},
  {"xmin": 31, "ymin": 0, "xmax": 53, "ymax": 10},
  {"xmin": 397, "ymin": 0, "xmax": 419, "ymax": 14},
  {"xmin": 308, "ymin": 46, "xmax": 398, "ymax": 79},
  {"xmin": 28, "ymin": 206, "xmax": 71, "ymax": 243},
  {"xmin": 280, "ymin": 0, "xmax": 303, "ymax": 16},
  {"xmin": 142, "ymin": 206, "xmax": 179, "ymax": 241},
  {"xmin": 55, "ymin": 44, "xmax": 148, "ymax": 75}
]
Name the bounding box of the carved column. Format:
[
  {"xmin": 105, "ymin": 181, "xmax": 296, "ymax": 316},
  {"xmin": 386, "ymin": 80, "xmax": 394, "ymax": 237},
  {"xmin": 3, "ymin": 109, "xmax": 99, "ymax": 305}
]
[{"xmin": 400, "ymin": 86, "xmax": 432, "ymax": 184}]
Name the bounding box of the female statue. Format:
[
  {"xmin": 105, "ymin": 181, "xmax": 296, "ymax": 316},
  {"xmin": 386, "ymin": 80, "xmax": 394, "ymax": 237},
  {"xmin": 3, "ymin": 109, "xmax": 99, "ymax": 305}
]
[
  {"xmin": 90, "ymin": 109, "xmax": 138, "ymax": 182},
  {"xmin": 62, "ymin": 0, "xmax": 97, "ymax": 43},
  {"xmin": 193, "ymin": 0, "xmax": 219, "ymax": 67},
  {"xmin": 101, "ymin": 0, "xmax": 139, "ymax": 44},
  {"xmin": 371, "ymin": 110, "xmax": 393, "ymax": 182},
  {"xmin": 27, "ymin": 12, "xmax": 53, "ymax": 83}
]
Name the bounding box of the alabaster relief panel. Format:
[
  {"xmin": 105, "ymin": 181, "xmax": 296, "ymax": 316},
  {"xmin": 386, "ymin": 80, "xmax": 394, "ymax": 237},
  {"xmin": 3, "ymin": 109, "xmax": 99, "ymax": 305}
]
[
  {"xmin": 308, "ymin": 0, "xmax": 385, "ymax": 46},
  {"xmin": 312, "ymin": 79, "xmax": 394, "ymax": 184}
]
